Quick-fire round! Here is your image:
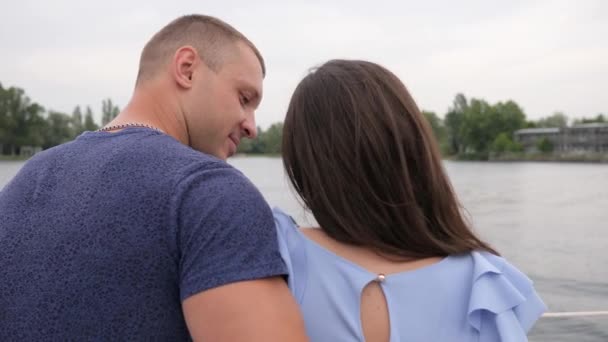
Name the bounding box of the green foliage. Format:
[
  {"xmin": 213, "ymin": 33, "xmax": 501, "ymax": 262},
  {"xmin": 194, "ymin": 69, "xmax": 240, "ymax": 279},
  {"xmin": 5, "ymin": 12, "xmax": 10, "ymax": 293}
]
[
  {"xmin": 512, "ymin": 141, "xmax": 524, "ymax": 153},
  {"xmin": 101, "ymin": 98, "xmax": 120, "ymax": 125},
  {"xmin": 446, "ymin": 94, "xmax": 526, "ymax": 159},
  {"xmin": 459, "ymin": 98, "xmax": 495, "ymax": 156},
  {"xmin": 525, "ymin": 121, "xmax": 538, "ymax": 128},
  {"xmin": 490, "ymin": 133, "xmax": 512, "ymax": 153},
  {"xmin": 0, "ymin": 84, "xmax": 46, "ymax": 155},
  {"xmin": 259, "ymin": 123, "xmax": 283, "ymax": 154},
  {"xmin": 490, "ymin": 132, "xmax": 523, "ymax": 154},
  {"xmin": 572, "ymin": 113, "xmax": 606, "ymax": 125},
  {"xmin": 537, "ymin": 137, "xmax": 554, "ymax": 154},
  {"xmin": 0, "ymin": 82, "xmax": 111, "ymax": 155},
  {"xmin": 536, "ymin": 112, "xmax": 568, "ymax": 128},
  {"xmin": 444, "ymin": 93, "xmax": 467, "ymax": 155},
  {"xmin": 72, "ymin": 106, "xmax": 84, "ymax": 136},
  {"xmin": 83, "ymin": 106, "xmax": 99, "ymax": 131},
  {"xmin": 237, "ymin": 123, "xmax": 283, "ymax": 155},
  {"xmin": 422, "ymin": 110, "xmax": 447, "ymax": 152},
  {"xmin": 2, "ymin": 80, "xmax": 601, "ymax": 160},
  {"xmin": 42, "ymin": 111, "xmax": 74, "ymax": 149}
]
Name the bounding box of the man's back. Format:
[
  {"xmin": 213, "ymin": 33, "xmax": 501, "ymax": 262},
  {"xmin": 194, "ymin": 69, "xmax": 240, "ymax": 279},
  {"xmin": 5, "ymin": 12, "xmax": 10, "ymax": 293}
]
[{"xmin": 0, "ymin": 128, "xmax": 286, "ymax": 340}]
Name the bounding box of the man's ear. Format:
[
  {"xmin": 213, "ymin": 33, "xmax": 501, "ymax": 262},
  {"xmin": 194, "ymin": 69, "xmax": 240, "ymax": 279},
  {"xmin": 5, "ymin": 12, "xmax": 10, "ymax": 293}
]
[{"xmin": 173, "ymin": 46, "xmax": 198, "ymax": 89}]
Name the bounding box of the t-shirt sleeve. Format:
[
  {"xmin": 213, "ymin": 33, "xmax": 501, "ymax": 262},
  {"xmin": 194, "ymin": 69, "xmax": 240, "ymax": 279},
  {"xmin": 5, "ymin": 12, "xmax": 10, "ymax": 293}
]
[{"xmin": 172, "ymin": 163, "xmax": 287, "ymax": 301}]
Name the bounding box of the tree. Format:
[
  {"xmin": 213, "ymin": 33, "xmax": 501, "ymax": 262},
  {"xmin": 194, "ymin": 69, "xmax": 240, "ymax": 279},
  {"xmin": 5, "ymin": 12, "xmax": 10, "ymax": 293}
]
[
  {"xmin": 525, "ymin": 121, "xmax": 538, "ymax": 128},
  {"xmin": 451, "ymin": 96, "xmax": 527, "ymax": 159},
  {"xmin": 573, "ymin": 113, "xmax": 606, "ymax": 125},
  {"xmin": 490, "ymin": 133, "xmax": 512, "ymax": 154},
  {"xmin": 72, "ymin": 105, "xmax": 85, "ymax": 136},
  {"xmin": 101, "ymin": 98, "xmax": 120, "ymax": 125},
  {"xmin": 422, "ymin": 110, "xmax": 446, "ymax": 150},
  {"xmin": 237, "ymin": 126, "xmax": 266, "ymax": 154},
  {"xmin": 83, "ymin": 106, "xmax": 99, "ymax": 131},
  {"xmin": 537, "ymin": 137, "xmax": 554, "ymax": 154},
  {"xmin": 537, "ymin": 111, "xmax": 568, "ymax": 128},
  {"xmin": 0, "ymin": 85, "xmax": 46, "ymax": 155},
  {"xmin": 258, "ymin": 123, "xmax": 283, "ymax": 154},
  {"xmin": 24, "ymin": 107, "xmax": 47, "ymax": 149},
  {"xmin": 459, "ymin": 98, "xmax": 494, "ymax": 156},
  {"xmin": 491, "ymin": 100, "xmax": 526, "ymax": 135},
  {"xmin": 0, "ymin": 83, "xmax": 6, "ymax": 143},
  {"xmin": 444, "ymin": 93, "xmax": 468, "ymax": 155},
  {"xmin": 490, "ymin": 132, "xmax": 523, "ymax": 154},
  {"xmin": 43, "ymin": 111, "xmax": 74, "ymax": 149}
]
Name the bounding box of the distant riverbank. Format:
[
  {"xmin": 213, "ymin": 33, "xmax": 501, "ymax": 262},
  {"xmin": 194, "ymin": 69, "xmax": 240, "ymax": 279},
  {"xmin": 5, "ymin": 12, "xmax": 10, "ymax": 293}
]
[
  {"xmin": 446, "ymin": 152, "xmax": 608, "ymax": 164},
  {"xmin": 4, "ymin": 152, "xmax": 608, "ymax": 164},
  {"xmin": 488, "ymin": 153, "xmax": 608, "ymax": 163},
  {"xmin": 0, "ymin": 155, "xmax": 29, "ymax": 161}
]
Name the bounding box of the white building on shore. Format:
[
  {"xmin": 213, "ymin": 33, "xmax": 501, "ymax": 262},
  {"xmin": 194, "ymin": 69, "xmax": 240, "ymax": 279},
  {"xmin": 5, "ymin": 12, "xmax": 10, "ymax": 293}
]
[{"xmin": 514, "ymin": 123, "xmax": 608, "ymax": 154}]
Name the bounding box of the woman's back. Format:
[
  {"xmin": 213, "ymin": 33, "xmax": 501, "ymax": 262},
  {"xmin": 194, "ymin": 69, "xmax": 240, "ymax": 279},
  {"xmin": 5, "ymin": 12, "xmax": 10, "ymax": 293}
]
[
  {"xmin": 300, "ymin": 225, "xmax": 445, "ymax": 341},
  {"xmin": 278, "ymin": 59, "xmax": 546, "ymax": 341},
  {"xmin": 274, "ymin": 208, "xmax": 546, "ymax": 341}
]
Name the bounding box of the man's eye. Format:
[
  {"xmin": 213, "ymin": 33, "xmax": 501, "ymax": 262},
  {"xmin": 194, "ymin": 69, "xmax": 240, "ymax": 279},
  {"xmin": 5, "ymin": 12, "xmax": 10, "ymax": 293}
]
[{"xmin": 240, "ymin": 95, "xmax": 250, "ymax": 105}]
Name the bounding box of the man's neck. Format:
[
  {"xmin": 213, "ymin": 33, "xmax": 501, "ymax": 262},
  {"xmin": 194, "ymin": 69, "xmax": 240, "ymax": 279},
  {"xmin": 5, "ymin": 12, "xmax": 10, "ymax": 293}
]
[{"xmin": 109, "ymin": 84, "xmax": 190, "ymax": 147}]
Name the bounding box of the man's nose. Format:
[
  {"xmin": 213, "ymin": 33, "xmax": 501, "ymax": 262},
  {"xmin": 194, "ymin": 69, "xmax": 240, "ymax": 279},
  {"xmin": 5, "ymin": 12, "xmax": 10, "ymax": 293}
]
[{"xmin": 241, "ymin": 113, "xmax": 257, "ymax": 139}]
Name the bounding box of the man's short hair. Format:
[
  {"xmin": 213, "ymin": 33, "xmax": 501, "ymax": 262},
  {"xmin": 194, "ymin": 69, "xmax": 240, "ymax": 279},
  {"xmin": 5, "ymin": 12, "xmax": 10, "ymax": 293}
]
[{"xmin": 136, "ymin": 14, "xmax": 265, "ymax": 84}]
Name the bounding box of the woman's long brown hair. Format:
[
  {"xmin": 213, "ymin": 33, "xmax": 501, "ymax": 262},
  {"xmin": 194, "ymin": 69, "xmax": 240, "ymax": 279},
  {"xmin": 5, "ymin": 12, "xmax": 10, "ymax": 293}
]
[{"xmin": 282, "ymin": 59, "xmax": 498, "ymax": 258}]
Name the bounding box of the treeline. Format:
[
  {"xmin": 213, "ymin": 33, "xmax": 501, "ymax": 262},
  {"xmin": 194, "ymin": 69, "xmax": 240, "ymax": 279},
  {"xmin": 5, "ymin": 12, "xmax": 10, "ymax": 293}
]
[
  {"xmin": 240, "ymin": 97, "xmax": 605, "ymax": 159},
  {"xmin": 236, "ymin": 123, "xmax": 282, "ymax": 155},
  {"xmin": 1, "ymin": 82, "xmax": 605, "ymax": 158},
  {"xmin": 422, "ymin": 94, "xmax": 606, "ymax": 160},
  {"xmin": 0, "ymin": 83, "xmax": 119, "ymax": 155}
]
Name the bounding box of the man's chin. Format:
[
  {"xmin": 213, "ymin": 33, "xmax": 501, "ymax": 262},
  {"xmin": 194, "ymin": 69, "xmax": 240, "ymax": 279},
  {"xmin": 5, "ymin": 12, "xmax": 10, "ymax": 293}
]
[
  {"xmin": 218, "ymin": 151, "xmax": 230, "ymax": 160},
  {"xmin": 220, "ymin": 147, "xmax": 232, "ymax": 160}
]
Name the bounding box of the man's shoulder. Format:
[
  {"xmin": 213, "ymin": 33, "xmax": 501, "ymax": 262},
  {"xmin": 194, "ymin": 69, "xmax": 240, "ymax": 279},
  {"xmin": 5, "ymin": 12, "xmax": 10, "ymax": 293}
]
[
  {"xmin": 99, "ymin": 131, "xmax": 237, "ymax": 181},
  {"xmin": 175, "ymin": 159, "xmax": 259, "ymax": 205}
]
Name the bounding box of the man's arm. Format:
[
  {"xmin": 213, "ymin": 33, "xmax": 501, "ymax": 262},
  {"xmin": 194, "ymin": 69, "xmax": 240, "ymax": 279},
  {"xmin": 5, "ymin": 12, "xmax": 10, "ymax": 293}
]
[
  {"xmin": 175, "ymin": 165, "xmax": 307, "ymax": 340},
  {"xmin": 182, "ymin": 277, "xmax": 308, "ymax": 341}
]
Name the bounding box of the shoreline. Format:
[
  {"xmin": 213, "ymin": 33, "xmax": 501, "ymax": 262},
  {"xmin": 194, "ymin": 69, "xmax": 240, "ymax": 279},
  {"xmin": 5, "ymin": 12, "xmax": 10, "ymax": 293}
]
[
  {"xmin": 444, "ymin": 152, "xmax": 608, "ymax": 164},
  {"xmin": 0, "ymin": 155, "xmax": 30, "ymax": 161},
  {"xmin": 488, "ymin": 154, "xmax": 608, "ymax": 164},
  {"xmin": 3, "ymin": 153, "xmax": 607, "ymax": 164}
]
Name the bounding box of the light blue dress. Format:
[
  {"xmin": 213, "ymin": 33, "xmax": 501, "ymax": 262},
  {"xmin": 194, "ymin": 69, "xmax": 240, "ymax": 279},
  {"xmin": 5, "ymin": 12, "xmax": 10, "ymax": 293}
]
[{"xmin": 273, "ymin": 208, "xmax": 547, "ymax": 342}]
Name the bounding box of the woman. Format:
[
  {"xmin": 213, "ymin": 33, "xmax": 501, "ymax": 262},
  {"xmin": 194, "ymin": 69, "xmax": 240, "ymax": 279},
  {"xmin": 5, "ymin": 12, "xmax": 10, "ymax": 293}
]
[{"xmin": 274, "ymin": 59, "xmax": 546, "ymax": 341}]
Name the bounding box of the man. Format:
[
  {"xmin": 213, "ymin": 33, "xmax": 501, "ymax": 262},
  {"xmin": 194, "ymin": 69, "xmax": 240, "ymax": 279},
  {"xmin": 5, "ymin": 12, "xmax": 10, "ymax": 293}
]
[{"xmin": 0, "ymin": 15, "xmax": 308, "ymax": 341}]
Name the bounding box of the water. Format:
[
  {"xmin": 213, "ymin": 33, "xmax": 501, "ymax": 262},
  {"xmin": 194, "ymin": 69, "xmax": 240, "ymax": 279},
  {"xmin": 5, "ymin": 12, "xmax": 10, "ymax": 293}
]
[
  {"xmin": 0, "ymin": 161, "xmax": 25, "ymax": 187},
  {"xmin": 2, "ymin": 158, "xmax": 607, "ymax": 341}
]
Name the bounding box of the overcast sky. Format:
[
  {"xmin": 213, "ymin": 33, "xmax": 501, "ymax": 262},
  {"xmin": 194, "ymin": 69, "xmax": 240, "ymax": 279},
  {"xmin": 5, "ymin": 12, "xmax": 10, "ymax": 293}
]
[{"xmin": 1, "ymin": 0, "xmax": 606, "ymax": 128}]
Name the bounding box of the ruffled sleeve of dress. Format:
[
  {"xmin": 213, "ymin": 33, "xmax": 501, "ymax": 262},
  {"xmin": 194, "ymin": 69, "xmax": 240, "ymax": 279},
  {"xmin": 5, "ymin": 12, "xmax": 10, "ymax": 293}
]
[
  {"xmin": 467, "ymin": 251, "xmax": 547, "ymax": 342},
  {"xmin": 272, "ymin": 207, "xmax": 308, "ymax": 303}
]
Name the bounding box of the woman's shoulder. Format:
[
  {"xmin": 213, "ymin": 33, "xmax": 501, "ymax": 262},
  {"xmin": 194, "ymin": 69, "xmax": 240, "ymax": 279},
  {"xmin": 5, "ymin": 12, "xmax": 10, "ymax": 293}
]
[
  {"xmin": 272, "ymin": 207, "xmax": 303, "ymax": 244},
  {"xmin": 272, "ymin": 207, "xmax": 309, "ymax": 302}
]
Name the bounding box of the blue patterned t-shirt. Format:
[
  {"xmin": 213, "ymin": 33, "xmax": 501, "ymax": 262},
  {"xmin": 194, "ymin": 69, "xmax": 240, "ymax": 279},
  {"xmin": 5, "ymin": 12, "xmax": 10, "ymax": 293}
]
[{"xmin": 0, "ymin": 128, "xmax": 286, "ymax": 340}]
